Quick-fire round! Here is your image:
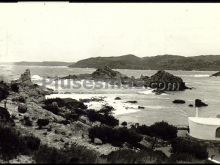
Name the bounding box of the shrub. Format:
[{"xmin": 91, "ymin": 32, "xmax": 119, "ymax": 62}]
[
  {"xmin": 86, "ymin": 109, "xmax": 119, "ymax": 127},
  {"xmin": 171, "ymin": 137, "xmax": 208, "ymax": 160},
  {"xmin": 98, "ymin": 105, "xmax": 114, "ymax": 115},
  {"xmin": 105, "ymin": 148, "xmax": 168, "ymax": 163},
  {"xmin": 0, "ymin": 106, "xmax": 11, "ymax": 121},
  {"xmin": 89, "ymin": 126, "xmax": 142, "ymax": 147},
  {"xmin": 37, "ymin": 119, "xmax": 50, "ymax": 129},
  {"xmin": 42, "ymin": 104, "xmax": 59, "ymax": 115},
  {"xmin": 11, "ymin": 83, "xmax": 19, "ymax": 92},
  {"xmin": 0, "ymin": 123, "xmax": 41, "ymax": 160},
  {"xmin": 135, "ymin": 121, "xmax": 177, "ymax": 141},
  {"xmin": 0, "ymin": 81, "xmax": 9, "ymax": 102},
  {"xmin": 12, "ymin": 95, "xmax": 26, "ymax": 103},
  {"xmin": 121, "ymin": 121, "xmax": 127, "ymax": 127},
  {"xmin": 169, "ymin": 153, "xmax": 193, "ymax": 162},
  {"xmin": 149, "ymin": 121, "xmax": 177, "ymax": 140},
  {"xmin": 34, "ymin": 143, "xmax": 98, "ymax": 163},
  {"xmin": 43, "ymin": 98, "xmax": 87, "ymax": 110}
]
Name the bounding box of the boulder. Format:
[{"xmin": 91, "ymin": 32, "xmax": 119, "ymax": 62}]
[
  {"xmin": 188, "ymin": 104, "xmax": 194, "ymax": 107},
  {"xmin": 195, "ymin": 99, "xmax": 208, "ymax": 107},
  {"xmin": 94, "ymin": 138, "xmax": 102, "ymax": 145},
  {"xmin": 173, "ymin": 100, "xmax": 186, "ymax": 104},
  {"xmin": 138, "ymin": 106, "xmax": 145, "ymax": 109},
  {"xmin": 210, "ymin": 71, "xmax": 220, "ymax": 77},
  {"xmin": 146, "ymin": 70, "xmax": 188, "ymax": 91},
  {"xmin": 115, "ymin": 97, "xmax": 122, "ymax": 100},
  {"xmin": 18, "ymin": 103, "xmax": 28, "ymax": 113},
  {"xmin": 126, "ymin": 101, "xmax": 138, "ymax": 104}
]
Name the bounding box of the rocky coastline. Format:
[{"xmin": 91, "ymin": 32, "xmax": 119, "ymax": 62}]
[{"xmin": 0, "ymin": 69, "xmax": 214, "ymax": 164}]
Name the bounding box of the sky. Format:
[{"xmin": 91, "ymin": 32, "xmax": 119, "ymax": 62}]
[{"xmin": 1, "ymin": 2, "xmax": 220, "ymax": 62}]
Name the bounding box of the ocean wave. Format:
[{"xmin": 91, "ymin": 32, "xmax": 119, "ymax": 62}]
[
  {"xmin": 31, "ymin": 75, "xmax": 43, "ymax": 81},
  {"xmin": 194, "ymin": 74, "xmax": 210, "ymax": 78},
  {"xmin": 137, "ymin": 89, "xmax": 154, "ymax": 95}
]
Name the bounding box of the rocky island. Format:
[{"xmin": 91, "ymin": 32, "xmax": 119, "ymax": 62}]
[{"xmin": 60, "ymin": 66, "xmax": 189, "ymax": 92}]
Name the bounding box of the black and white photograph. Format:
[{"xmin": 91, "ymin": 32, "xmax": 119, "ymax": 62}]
[{"xmin": 0, "ymin": 2, "xmax": 220, "ymax": 164}]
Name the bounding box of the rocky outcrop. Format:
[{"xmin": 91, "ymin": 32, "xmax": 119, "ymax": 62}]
[
  {"xmin": 92, "ymin": 66, "xmax": 126, "ymax": 80},
  {"xmin": 195, "ymin": 99, "xmax": 208, "ymax": 107},
  {"xmin": 145, "ymin": 70, "xmax": 188, "ymax": 91},
  {"xmin": 210, "ymin": 71, "xmax": 220, "ymax": 77},
  {"xmin": 19, "ymin": 69, "xmax": 32, "ymax": 86}
]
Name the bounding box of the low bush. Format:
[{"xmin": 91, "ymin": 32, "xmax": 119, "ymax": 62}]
[
  {"xmin": 37, "ymin": 119, "xmax": 50, "ymax": 129},
  {"xmin": 43, "ymin": 98, "xmax": 87, "ymax": 110},
  {"xmin": 171, "ymin": 137, "xmax": 208, "ymax": 160},
  {"xmin": 11, "ymin": 83, "xmax": 19, "ymax": 92},
  {"xmin": 0, "ymin": 81, "xmax": 9, "ymax": 102},
  {"xmin": 98, "ymin": 105, "xmax": 114, "ymax": 115},
  {"xmin": 86, "ymin": 109, "xmax": 119, "ymax": 127},
  {"xmin": 34, "ymin": 143, "xmax": 98, "ymax": 163},
  {"xmin": 0, "ymin": 123, "xmax": 40, "ymax": 160},
  {"xmin": 89, "ymin": 126, "xmax": 142, "ymax": 147},
  {"xmin": 136, "ymin": 121, "xmax": 177, "ymax": 141}
]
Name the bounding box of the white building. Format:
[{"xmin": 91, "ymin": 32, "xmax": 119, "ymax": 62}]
[{"xmin": 188, "ymin": 117, "xmax": 220, "ymax": 141}]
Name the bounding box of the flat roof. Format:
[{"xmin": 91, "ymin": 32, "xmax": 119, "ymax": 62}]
[{"xmin": 188, "ymin": 117, "xmax": 220, "ymax": 126}]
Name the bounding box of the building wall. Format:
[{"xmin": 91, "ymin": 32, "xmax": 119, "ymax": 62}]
[{"xmin": 188, "ymin": 118, "xmax": 220, "ymax": 141}]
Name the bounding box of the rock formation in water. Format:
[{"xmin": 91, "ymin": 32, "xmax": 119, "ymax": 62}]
[
  {"xmin": 145, "ymin": 70, "xmax": 188, "ymax": 91},
  {"xmin": 60, "ymin": 67, "xmax": 189, "ymax": 91},
  {"xmin": 210, "ymin": 71, "xmax": 220, "ymax": 77}
]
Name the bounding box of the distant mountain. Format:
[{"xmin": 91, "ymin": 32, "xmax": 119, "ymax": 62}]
[
  {"xmin": 14, "ymin": 61, "xmax": 73, "ymax": 66},
  {"xmin": 69, "ymin": 54, "xmax": 220, "ymax": 71}
]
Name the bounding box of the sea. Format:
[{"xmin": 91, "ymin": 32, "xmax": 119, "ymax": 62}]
[{"xmin": 1, "ymin": 64, "xmax": 220, "ymax": 126}]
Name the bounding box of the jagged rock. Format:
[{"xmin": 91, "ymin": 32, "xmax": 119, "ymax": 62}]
[
  {"xmin": 18, "ymin": 103, "xmax": 28, "ymax": 113},
  {"xmin": 195, "ymin": 99, "xmax": 208, "ymax": 107},
  {"xmin": 173, "ymin": 100, "xmax": 186, "ymax": 104},
  {"xmin": 210, "ymin": 71, "xmax": 220, "ymax": 77},
  {"xmin": 94, "ymin": 138, "xmax": 102, "ymax": 145},
  {"xmin": 19, "ymin": 69, "xmax": 32, "ymax": 86},
  {"xmin": 146, "ymin": 70, "xmax": 188, "ymax": 91}
]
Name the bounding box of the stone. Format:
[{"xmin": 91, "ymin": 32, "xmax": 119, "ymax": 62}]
[
  {"xmin": 94, "ymin": 138, "xmax": 102, "ymax": 145},
  {"xmin": 126, "ymin": 101, "xmax": 138, "ymax": 104},
  {"xmin": 115, "ymin": 97, "xmax": 122, "ymax": 100},
  {"xmin": 211, "ymin": 71, "xmax": 220, "ymax": 77},
  {"xmin": 138, "ymin": 106, "xmax": 145, "ymax": 109},
  {"xmin": 195, "ymin": 99, "xmax": 208, "ymax": 107},
  {"xmin": 172, "ymin": 100, "xmax": 186, "ymax": 104},
  {"xmin": 18, "ymin": 103, "xmax": 28, "ymax": 113}
]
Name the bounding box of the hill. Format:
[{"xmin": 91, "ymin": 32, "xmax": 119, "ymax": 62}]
[
  {"xmin": 13, "ymin": 61, "xmax": 73, "ymax": 66},
  {"xmin": 69, "ymin": 54, "xmax": 220, "ymax": 71}
]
